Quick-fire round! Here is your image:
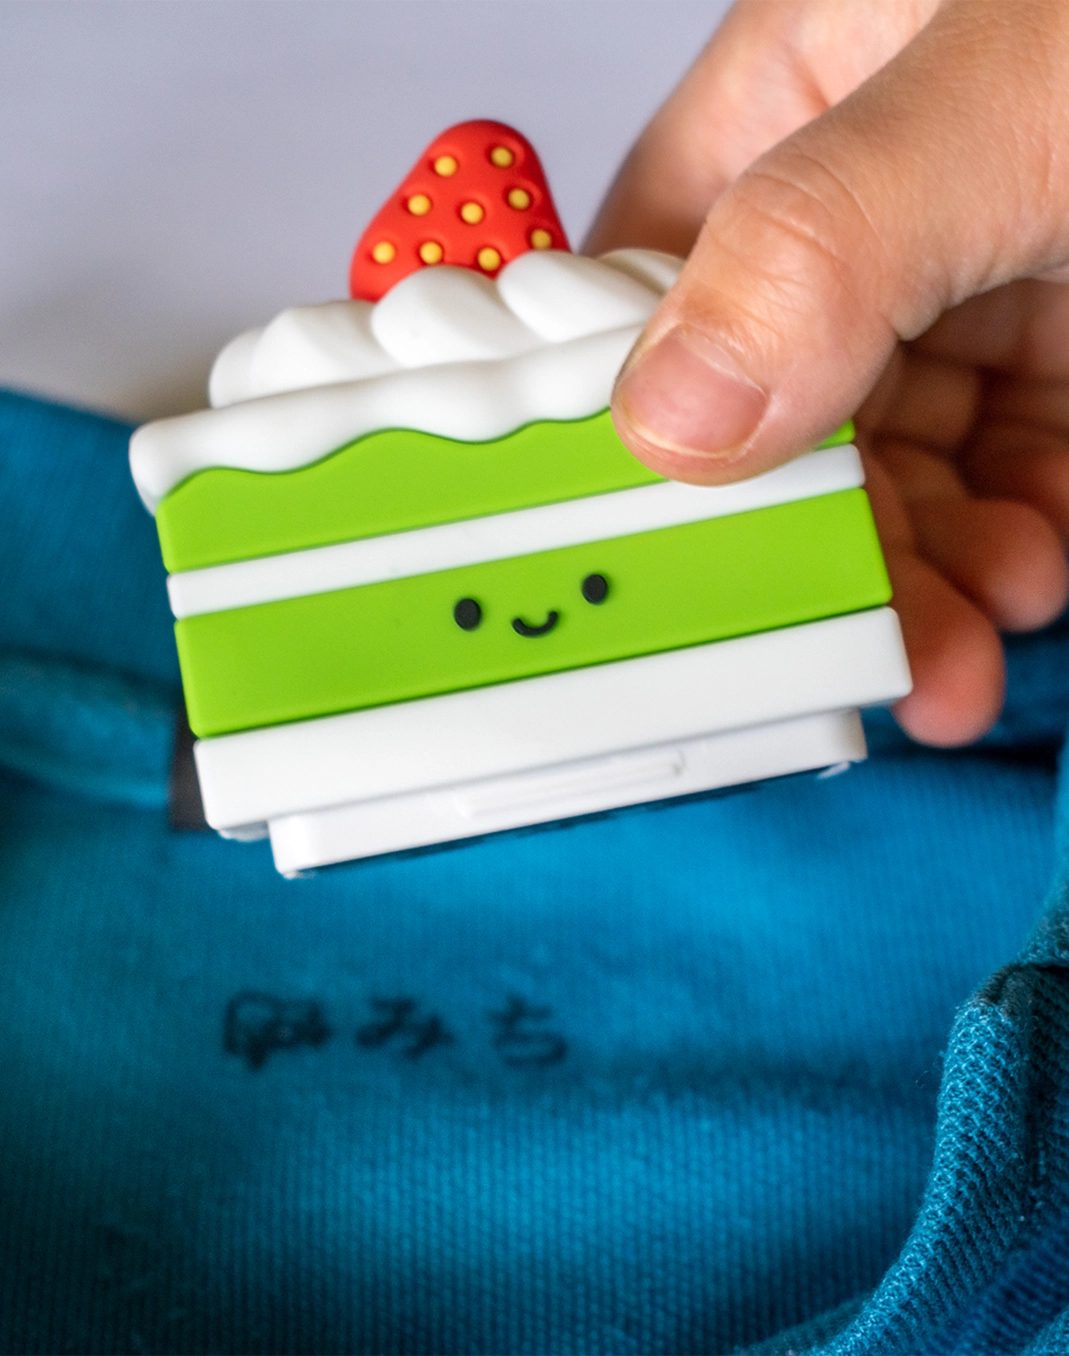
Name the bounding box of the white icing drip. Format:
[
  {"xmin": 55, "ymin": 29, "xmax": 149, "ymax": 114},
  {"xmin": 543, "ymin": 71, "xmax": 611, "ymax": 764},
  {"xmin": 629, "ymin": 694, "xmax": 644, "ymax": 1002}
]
[
  {"xmin": 136, "ymin": 249, "xmax": 684, "ymax": 511},
  {"xmin": 132, "ymin": 325, "xmax": 640, "ymax": 511},
  {"xmin": 496, "ymin": 252, "xmax": 659, "ymax": 342},
  {"xmin": 370, "ymin": 266, "xmax": 542, "ymax": 367}
]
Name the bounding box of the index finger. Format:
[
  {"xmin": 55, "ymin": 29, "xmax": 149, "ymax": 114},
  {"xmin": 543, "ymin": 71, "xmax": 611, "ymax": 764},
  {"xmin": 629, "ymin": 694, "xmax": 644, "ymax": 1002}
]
[
  {"xmin": 585, "ymin": 0, "xmax": 929, "ymax": 256},
  {"xmin": 913, "ymin": 279, "xmax": 1069, "ymax": 379}
]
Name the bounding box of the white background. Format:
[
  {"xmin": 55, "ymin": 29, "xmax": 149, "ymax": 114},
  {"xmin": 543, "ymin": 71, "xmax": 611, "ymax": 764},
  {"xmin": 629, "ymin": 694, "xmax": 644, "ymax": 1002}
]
[{"xmin": 0, "ymin": 1, "xmax": 730, "ymax": 421}]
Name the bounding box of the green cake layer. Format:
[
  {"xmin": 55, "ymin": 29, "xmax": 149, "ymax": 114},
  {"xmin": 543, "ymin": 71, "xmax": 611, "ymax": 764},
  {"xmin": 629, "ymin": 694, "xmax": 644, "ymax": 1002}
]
[
  {"xmin": 177, "ymin": 488, "xmax": 888, "ymax": 738},
  {"xmin": 156, "ymin": 412, "xmax": 856, "ymax": 573}
]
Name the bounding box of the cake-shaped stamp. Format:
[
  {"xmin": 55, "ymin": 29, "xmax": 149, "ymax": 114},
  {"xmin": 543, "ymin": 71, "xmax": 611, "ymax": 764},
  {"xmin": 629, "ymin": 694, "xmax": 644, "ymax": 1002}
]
[{"xmin": 130, "ymin": 121, "xmax": 912, "ymax": 875}]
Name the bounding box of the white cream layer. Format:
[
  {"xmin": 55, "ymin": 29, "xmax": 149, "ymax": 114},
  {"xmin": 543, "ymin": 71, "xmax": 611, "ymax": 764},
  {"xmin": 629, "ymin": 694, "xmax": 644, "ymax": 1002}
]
[
  {"xmin": 210, "ymin": 249, "xmax": 682, "ymax": 406},
  {"xmin": 194, "ymin": 608, "xmax": 911, "ymax": 830},
  {"xmin": 167, "ymin": 445, "xmax": 863, "ymax": 619},
  {"xmin": 131, "ymin": 249, "xmax": 683, "ymax": 512}
]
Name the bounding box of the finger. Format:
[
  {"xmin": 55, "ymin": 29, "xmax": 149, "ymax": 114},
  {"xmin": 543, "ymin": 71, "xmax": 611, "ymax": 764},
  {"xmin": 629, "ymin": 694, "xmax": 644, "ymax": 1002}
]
[
  {"xmin": 963, "ymin": 428, "xmax": 1069, "ymax": 540},
  {"xmin": 856, "ymin": 450, "xmax": 913, "ymax": 570},
  {"xmin": 873, "ymin": 437, "xmax": 1069, "ymax": 628},
  {"xmin": 914, "ymin": 279, "xmax": 1069, "ymax": 379},
  {"xmin": 981, "ymin": 373, "xmax": 1069, "ymax": 435},
  {"xmin": 884, "ymin": 546, "xmax": 1005, "ymax": 746},
  {"xmin": 860, "ymin": 450, "xmax": 1006, "ymax": 744},
  {"xmin": 907, "ymin": 497, "xmax": 1069, "ymax": 632},
  {"xmin": 871, "ymin": 438, "xmax": 967, "ymax": 511},
  {"xmin": 586, "ymin": 0, "xmax": 929, "ymax": 256},
  {"xmin": 858, "ymin": 349, "xmax": 980, "ymax": 451},
  {"xmin": 611, "ymin": 0, "xmax": 1069, "ymax": 487}
]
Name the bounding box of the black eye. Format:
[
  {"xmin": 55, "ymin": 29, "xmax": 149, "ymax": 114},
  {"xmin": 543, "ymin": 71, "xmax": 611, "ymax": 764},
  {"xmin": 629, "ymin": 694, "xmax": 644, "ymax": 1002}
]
[
  {"xmin": 581, "ymin": 573, "xmax": 609, "ymax": 604},
  {"xmin": 453, "ymin": 598, "xmax": 482, "ymax": 630}
]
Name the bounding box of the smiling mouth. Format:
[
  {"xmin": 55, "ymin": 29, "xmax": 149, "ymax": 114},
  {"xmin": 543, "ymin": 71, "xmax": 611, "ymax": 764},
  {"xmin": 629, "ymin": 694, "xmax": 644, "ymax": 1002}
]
[{"xmin": 512, "ymin": 611, "xmax": 559, "ymax": 637}]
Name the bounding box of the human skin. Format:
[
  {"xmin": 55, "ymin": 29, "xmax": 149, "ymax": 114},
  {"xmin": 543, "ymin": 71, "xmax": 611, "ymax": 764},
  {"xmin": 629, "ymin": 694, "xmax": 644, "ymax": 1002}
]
[{"xmin": 588, "ymin": 0, "xmax": 1069, "ymax": 746}]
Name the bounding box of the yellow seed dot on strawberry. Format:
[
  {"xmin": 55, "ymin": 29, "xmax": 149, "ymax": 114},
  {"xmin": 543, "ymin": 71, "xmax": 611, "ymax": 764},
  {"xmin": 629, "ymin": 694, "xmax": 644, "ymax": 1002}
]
[
  {"xmin": 507, "ymin": 188, "xmax": 531, "ymax": 211},
  {"xmin": 477, "ymin": 247, "xmax": 502, "ymax": 272},
  {"xmin": 530, "ymin": 228, "xmax": 552, "ymax": 250},
  {"xmin": 407, "ymin": 194, "xmax": 432, "ymax": 216},
  {"xmin": 433, "ymin": 155, "xmax": 458, "ymax": 177},
  {"xmin": 371, "ymin": 241, "xmax": 396, "ymax": 264},
  {"xmin": 419, "ymin": 241, "xmax": 444, "ymax": 264},
  {"xmin": 489, "ymin": 146, "xmax": 514, "ymax": 168},
  {"xmin": 459, "ymin": 201, "xmax": 484, "ymax": 225}
]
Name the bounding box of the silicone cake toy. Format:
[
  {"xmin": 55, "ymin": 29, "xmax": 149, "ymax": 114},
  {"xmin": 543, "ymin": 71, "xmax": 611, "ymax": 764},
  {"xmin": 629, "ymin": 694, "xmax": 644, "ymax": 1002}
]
[{"xmin": 130, "ymin": 120, "xmax": 912, "ymax": 876}]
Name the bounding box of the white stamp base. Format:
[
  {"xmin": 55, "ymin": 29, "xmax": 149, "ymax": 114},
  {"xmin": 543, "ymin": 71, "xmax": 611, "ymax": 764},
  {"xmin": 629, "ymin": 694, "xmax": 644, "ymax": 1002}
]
[
  {"xmin": 267, "ymin": 707, "xmax": 867, "ymax": 876},
  {"xmin": 193, "ymin": 607, "xmax": 911, "ymax": 874}
]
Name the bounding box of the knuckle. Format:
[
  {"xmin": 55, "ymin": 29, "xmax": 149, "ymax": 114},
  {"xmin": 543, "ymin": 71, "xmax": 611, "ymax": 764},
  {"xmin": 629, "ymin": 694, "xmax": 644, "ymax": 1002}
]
[
  {"xmin": 693, "ymin": 141, "xmax": 903, "ymax": 352},
  {"xmin": 731, "ymin": 147, "xmax": 891, "ymax": 306}
]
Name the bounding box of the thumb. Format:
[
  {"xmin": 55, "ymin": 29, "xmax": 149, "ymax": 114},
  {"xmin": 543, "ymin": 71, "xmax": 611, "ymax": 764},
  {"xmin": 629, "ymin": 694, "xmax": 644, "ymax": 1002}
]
[{"xmin": 612, "ymin": 0, "xmax": 1069, "ymax": 482}]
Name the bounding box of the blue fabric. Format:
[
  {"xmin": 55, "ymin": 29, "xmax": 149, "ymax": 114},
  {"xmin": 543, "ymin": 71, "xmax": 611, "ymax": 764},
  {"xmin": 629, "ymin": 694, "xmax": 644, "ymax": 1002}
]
[{"xmin": 0, "ymin": 386, "xmax": 1066, "ymax": 1354}]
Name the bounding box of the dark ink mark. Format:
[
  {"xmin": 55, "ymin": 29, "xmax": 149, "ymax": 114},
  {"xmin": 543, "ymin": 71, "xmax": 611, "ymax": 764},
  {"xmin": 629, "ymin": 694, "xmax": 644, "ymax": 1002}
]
[
  {"xmin": 454, "ymin": 598, "xmax": 482, "ymax": 630},
  {"xmin": 356, "ymin": 997, "xmax": 455, "ymax": 1060},
  {"xmin": 581, "ymin": 572, "xmax": 609, "ymax": 604},
  {"xmin": 489, "ymin": 995, "xmax": 568, "ymax": 1066},
  {"xmin": 224, "ymin": 992, "xmax": 331, "ymax": 1070},
  {"xmin": 512, "ymin": 611, "xmax": 559, "ymax": 637}
]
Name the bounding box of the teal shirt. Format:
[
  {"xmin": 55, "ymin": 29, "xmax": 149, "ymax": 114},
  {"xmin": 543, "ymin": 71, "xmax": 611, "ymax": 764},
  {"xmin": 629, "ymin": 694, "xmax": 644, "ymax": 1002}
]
[{"xmin": 0, "ymin": 388, "xmax": 1066, "ymax": 1355}]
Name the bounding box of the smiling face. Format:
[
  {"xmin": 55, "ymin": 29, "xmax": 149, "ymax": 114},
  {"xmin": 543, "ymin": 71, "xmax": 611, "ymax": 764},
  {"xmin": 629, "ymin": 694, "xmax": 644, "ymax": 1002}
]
[
  {"xmin": 455, "ymin": 572, "xmax": 608, "ymax": 638},
  {"xmin": 175, "ymin": 490, "xmax": 891, "ymax": 738}
]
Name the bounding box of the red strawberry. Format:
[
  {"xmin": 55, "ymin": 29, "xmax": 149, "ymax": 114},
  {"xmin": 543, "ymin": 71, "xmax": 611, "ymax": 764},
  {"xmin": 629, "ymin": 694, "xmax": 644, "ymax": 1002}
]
[{"xmin": 349, "ymin": 120, "xmax": 570, "ymax": 302}]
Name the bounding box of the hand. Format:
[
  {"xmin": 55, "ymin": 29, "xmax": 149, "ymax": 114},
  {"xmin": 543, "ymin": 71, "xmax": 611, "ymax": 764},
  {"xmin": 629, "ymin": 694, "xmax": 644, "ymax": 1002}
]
[{"xmin": 589, "ymin": 0, "xmax": 1069, "ymax": 746}]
